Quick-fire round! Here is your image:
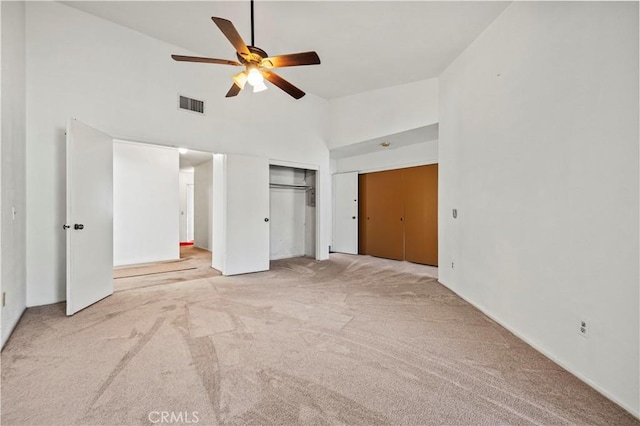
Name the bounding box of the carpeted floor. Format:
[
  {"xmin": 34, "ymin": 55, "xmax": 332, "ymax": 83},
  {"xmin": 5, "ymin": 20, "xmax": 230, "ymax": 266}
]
[
  {"xmin": 1, "ymin": 253, "xmax": 637, "ymax": 425},
  {"xmin": 114, "ymin": 246, "xmax": 220, "ymax": 292},
  {"xmin": 114, "ymin": 260, "xmax": 196, "ymax": 279}
]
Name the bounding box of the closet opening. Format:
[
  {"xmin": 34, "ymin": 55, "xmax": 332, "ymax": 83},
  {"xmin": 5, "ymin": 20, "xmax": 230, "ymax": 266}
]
[{"xmin": 269, "ymin": 165, "xmax": 317, "ymax": 261}]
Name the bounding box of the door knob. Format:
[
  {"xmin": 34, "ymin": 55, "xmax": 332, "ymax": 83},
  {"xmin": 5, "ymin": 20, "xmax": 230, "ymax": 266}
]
[
  {"xmin": 264, "ymin": 218, "xmax": 269, "ymax": 222},
  {"xmin": 74, "ymin": 224, "xmax": 84, "ymax": 230},
  {"xmin": 352, "ymin": 216, "xmax": 356, "ymax": 219}
]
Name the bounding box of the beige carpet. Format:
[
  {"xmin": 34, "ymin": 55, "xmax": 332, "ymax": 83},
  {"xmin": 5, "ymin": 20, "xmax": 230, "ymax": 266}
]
[
  {"xmin": 114, "ymin": 259, "xmax": 195, "ymax": 279},
  {"xmin": 114, "ymin": 246, "xmax": 220, "ymax": 292},
  {"xmin": 1, "ymin": 253, "xmax": 637, "ymax": 425}
]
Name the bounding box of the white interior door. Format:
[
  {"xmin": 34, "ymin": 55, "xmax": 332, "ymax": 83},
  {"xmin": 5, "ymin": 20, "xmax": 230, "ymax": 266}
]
[
  {"xmin": 66, "ymin": 118, "xmax": 113, "ymax": 315},
  {"xmin": 333, "ymin": 172, "xmax": 359, "ymax": 254},
  {"xmin": 213, "ymin": 154, "xmax": 269, "ymax": 275}
]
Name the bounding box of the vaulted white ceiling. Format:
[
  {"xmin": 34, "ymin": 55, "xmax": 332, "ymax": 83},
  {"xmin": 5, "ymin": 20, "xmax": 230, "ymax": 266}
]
[{"xmin": 63, "ymin": 1, "xmax": 510, "ymax": 99}]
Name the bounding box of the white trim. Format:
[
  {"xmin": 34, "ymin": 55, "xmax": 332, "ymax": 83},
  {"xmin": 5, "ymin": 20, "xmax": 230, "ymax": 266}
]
[
  {"xmin": 339, "ymin": 156, "xmax": 438, "ymax": 175},
  {"xmin": 438, "ymin": 278, "xmax": 640, "ymax": 420},
  {"xmin": 113, "ymin": 138, "xmax": 178, "ymax": 152},
  {"xmin": 109, "ymin": 134, "xmax": 207, "ymax": 155},
  {"xmin": 269, "ymin": 158, "xmax": 319, "ymax": 171}
]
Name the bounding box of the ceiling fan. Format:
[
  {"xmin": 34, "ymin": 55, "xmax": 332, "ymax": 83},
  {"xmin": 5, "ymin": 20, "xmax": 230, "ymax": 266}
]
[{"xmin": 171, "ymin": 0, "xmax": 320, "ymax": 99}]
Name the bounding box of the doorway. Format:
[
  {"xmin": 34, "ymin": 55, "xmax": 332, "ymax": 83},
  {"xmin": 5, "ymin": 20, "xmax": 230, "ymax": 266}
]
[
  {"xmin": 186, "ymin": 184, "xmax": 194, "ymax": 242},
  {"xmin": 112, "ymin": 140, "xmax": 217, "ymax": 289},
  {"xmin": 178, "ymin": 149, "xmax": 214, "ymax": 249}
]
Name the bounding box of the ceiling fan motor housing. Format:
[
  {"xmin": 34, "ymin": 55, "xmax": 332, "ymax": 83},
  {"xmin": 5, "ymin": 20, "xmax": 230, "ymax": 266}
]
[{"xmin": 237, "ymin": 46, "xmax": 268, "ymax": 65}]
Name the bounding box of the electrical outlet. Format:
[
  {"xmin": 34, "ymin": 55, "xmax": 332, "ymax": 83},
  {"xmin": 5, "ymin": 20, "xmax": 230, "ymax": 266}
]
[
  {"xmin": 451, "ymin": 262, "xmax": 455, "ymax": 269},
  {"xmin": 2, "ymin": 292, "xmax": 5, "ymax": 307},
  {"xmin": 579, "ymin": 320, "xmax": 589, "ymax": 338}
]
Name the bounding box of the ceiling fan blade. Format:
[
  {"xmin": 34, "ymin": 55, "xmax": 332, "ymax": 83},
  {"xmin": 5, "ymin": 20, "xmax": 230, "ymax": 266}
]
[
  {"xmin": 260, "ymin": 51, "xmax": 321, "ymax": 68},
  {"xmin": 262, "ymin": 70, "xmax": 305, "ymax": 99},
  {"xmin": 225, "ymin": 83, "xmax": 243, "ymax": 98},
  {"xmin": 171, "ymin": 55, "xmax": 242, "ymax": 66},
  {"xmin": 211, "ymin": 17, "xmax": 250, "ymax": 56}
]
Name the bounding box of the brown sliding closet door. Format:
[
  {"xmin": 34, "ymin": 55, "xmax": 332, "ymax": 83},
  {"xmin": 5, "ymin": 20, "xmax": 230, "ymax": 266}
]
[
  {"xmin": 403, "ymin": 165, "xmax": 438, "ymax": 265},
  {"xmin": 358, "ymin": 164, "xmax": 438, "ymax": 266},
  {"xmin": 363, "ymin": 169, "xmax": 404, "ymax": 260}
]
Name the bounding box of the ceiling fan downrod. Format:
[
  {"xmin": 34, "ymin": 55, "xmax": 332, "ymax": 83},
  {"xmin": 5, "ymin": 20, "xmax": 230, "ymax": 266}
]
[{"xmin": 250, "ymin": 0, "xmax": 255, "ymax": 47}]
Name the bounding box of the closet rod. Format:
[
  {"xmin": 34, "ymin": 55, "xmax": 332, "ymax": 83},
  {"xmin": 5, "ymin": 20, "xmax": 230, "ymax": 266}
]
[{"xmin": 269, "ymin": 183, "xmax": 312, "ymax": 189}]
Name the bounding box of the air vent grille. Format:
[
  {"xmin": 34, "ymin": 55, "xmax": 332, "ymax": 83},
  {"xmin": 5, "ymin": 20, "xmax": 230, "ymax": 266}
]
[{"xmin": 178, "ymin": 95, "xmax": 205, "ymax": 114}]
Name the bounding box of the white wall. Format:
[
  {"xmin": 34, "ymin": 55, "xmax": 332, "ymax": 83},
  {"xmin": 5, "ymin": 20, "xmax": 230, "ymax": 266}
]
[
  {"xmin": 439, "ymin": 2, "xmax": 639, "ymax": 415},
  {"xmin": 334, "ymin": 139, "xmax": 438, "ymax": 174},
  {"xmin": 211, "ymin": 155, "xmax": 225, "ymax": 272},
  {"xmin": 329, "ymin": 78, "xmax": 438, "ymax": 149},
  {"xmin": 1, "ymin": 1, "xmax": 27, "ymax": 348},
  {"xmin": 25, "ymin": 2, "xmax": 331, "ymax": 306},
  {"xmin": 194, "ymin": 159, "xmax": 212, "ymax": 251},
  {"xmin": 113, "ymin": 141, "xmax": 179, "ymax": 266},
  {"xmin": 304, "ymin": 171, "xmax": 316, "ymax": 258},
  {"xmin": 178, "ymin": 170, "xmax": 194, "ymax": 242}
]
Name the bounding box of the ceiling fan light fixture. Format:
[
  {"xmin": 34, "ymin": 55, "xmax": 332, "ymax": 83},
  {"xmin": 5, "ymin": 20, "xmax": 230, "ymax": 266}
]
[
  {"xmin": 253, "ymin": 81, "xmax": 268, "ymax": 93},
  {"xmin": 232, "ymin": 71, "xmax": 248, "ymax": 89},
  {"xmin": 247, "ymin": 67, "xmax": 264, "ymax": 87}
]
